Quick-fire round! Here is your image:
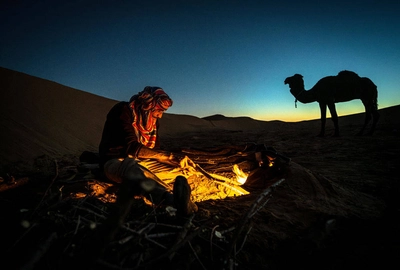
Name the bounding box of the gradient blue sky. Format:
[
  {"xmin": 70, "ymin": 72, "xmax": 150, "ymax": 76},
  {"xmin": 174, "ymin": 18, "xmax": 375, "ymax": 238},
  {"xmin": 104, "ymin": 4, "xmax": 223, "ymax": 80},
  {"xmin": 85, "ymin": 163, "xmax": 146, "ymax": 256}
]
[{"xmin": 1, "ymin": 0, "xmax": 400, "ymax": 121}]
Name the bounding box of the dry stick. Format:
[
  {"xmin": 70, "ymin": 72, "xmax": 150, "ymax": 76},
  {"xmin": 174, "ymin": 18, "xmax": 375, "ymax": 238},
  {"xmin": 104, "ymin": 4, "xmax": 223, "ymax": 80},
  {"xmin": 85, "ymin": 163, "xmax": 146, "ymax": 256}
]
[
  {"xmin": 31, "ymin": 159, "xmax": 59, "ymax": 217},
  {"xmin": 61, "ymin": 215, "xmax": 82, "ymax": 254},
  {"xmin": 210, "ymin": 225, "xmax": 220, "ymax": 261},
  {"xmin": 76, "ymin": 198, "xmax": 108, "ymax": 216},
  {"xmin": 20, "ymin": 232, "xmax": 58, "ymax": 270},
  {"xmin": 120, "ymin": 223, "xmax": 176, "ymax": 249},
  {"xmin": 223, "ymin": 178, "xmax": 285, "ymax": 266},
  {"xmin": 125, "ymin": 220, "xmax": 184, "ymax": 230},
  {"xmin": 168, "ymin": 215, "xmax": 195, "ymax": 261},
  {"xmin": 136, "ymin": 227, "xmax": 201, "ymax": 270},
  {"xmin": 144, "ymin": 235, "xmax": 168, "ymax": 249},
  {"xmin": 137, "ymin": 222, "xmax": 156, "ymax": 235},
  {"xmin": 96, "ymin": 259, "xmax": 133, "ymax": 270},
  {"xmin": 74, "ymin": 215, "xmax": 81, "ymax": 235},
  {"xmin": 146, "ymin": 232, "xmax": 177, "ymax": 239},
  {"xmin": 10, "ymin": 223, "xmax": 38, "ymax": 249},
  {"xmin": 121, "ymin": 222, "xmax": 184, "ymax": 248},
  {"xmin": 148, "ymin": 194, "xmax": 158, "ymax": 223},
  {"xmin": 188, "ymin": 241, "xmax": 207, "ymax": 270},
  {"xmin": 235, "ymin": 226, "xmax": 253, "ymax": 255},
  {"xmin": 134, "ymin": 216, "xmax": 200, "ymax": 269},
  {"xmin": 73, "ymin": 205, "xmax": 107, "ymax": 219}
]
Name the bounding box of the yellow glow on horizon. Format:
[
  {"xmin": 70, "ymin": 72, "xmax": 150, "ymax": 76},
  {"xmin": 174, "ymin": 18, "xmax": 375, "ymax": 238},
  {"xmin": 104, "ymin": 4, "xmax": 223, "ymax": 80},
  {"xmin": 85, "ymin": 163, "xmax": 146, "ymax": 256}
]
[{"xmin": 251, "ymin": 101, "xmax": 374, "ymax": 122}]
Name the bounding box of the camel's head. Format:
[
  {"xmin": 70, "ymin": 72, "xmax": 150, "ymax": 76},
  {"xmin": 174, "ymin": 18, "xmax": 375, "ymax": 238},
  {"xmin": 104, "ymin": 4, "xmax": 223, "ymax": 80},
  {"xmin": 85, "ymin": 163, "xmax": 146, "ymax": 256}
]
[{"xmin": 284, "ymin": 74, "xmax": 304, "ymax": 90}]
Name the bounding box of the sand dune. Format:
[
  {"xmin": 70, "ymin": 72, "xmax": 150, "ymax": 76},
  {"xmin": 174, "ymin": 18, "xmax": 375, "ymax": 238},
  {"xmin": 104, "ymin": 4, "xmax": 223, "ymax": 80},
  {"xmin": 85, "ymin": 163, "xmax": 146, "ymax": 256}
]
[
  {"xmin": 0, "ymin": 67, "xmax": 117, "ymax": 164},
  {"xmin": 1, "ymin": 66, "xmax": 399, "ymax": 166}
]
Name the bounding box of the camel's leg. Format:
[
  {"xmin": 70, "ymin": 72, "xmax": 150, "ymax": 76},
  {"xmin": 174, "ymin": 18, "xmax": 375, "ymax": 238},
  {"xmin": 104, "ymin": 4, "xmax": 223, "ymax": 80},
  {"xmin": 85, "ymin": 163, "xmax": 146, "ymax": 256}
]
[
  {"xmin": 363, "ymin": 107, "xmax": 380, "ymax": 135},
  {"xmin": 357, "ymin": 109, "xmax": 370, "ymax": 136},
  {"xmin": 358, "ymin": 102, "xmax": 378, "ymax": 136},
  {"xmin": 368, "ymin": 110, "xmax": 380, "ymax": 135},
  {"xmin": 318, "ymin": 103, "xmax": 327, "ymax": 137},
  {"xmin": 328, "ymin": 103, "xmax": 340, "ymax": 137}
]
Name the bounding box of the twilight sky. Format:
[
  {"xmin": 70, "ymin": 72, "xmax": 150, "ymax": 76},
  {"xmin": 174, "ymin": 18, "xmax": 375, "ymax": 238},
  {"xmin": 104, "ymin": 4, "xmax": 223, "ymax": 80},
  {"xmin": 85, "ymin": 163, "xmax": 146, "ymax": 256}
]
[{"xmin": 1, "ymin": 0, "xmax": 400, "ymax": 121}]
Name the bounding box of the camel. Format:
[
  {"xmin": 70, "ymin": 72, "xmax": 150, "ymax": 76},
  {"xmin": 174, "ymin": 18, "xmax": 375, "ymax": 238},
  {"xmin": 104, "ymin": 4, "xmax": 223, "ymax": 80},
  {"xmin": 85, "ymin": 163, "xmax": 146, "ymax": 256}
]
[{"xmin": 284, "ymin": 70, "xmax": 380, "ymax": 137}]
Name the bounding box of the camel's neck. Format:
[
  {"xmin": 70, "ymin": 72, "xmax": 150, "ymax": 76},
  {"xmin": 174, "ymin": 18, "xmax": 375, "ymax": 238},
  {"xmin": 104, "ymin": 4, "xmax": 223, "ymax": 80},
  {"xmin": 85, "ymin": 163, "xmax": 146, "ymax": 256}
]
[{"xmin": 290, "ymin": 87, "xmax": 316, "ymax": 104}]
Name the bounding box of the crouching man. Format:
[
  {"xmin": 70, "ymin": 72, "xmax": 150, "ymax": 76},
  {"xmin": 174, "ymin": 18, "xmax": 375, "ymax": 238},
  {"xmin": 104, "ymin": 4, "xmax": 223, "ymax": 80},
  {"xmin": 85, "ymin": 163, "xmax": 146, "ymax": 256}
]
[{"xmin": 99, "ymin": 86, "xmax": 197, "ymax": 216}]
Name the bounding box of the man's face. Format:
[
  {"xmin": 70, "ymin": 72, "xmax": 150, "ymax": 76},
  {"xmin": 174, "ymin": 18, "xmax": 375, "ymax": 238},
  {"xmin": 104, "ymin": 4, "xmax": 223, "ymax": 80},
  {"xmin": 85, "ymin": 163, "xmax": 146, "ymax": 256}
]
[{"xmin": 152, "ymin": 109, "xmax": 165, "ymax": 119}]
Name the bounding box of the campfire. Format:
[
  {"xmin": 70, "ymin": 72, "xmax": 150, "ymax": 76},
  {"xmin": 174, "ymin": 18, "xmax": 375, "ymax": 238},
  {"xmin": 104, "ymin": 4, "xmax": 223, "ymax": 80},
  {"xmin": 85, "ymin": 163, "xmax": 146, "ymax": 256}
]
[
  {"xmin": 70, "ymin": 155, "xmax": 252, "ymax": 204},
  {"xmin": 72, "ymin": 144, "xmax": 289, "ymax": 205},
  {"xmin": 139, "ymin": 156, "xmax": 250, "ymax": 203}
]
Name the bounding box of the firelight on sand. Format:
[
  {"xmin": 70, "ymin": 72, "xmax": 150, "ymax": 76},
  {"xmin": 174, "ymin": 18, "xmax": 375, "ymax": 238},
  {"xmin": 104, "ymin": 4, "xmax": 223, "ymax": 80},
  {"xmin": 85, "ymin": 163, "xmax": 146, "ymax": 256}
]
[
  {"xmin": 72, "ymin": 156, "xmax": 251, "ymax": 204},
  {"xmin": 137, "ymin": 156, "xmax": 250, "ymax": 202}
]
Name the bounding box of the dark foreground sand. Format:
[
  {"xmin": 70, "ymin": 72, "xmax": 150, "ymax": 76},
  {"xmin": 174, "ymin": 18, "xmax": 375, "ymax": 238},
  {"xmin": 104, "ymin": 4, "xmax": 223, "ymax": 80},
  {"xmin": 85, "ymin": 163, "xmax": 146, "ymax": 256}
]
[{"xmin": 0, "ymin": 67, "xmax": 399, "ymax": 269}]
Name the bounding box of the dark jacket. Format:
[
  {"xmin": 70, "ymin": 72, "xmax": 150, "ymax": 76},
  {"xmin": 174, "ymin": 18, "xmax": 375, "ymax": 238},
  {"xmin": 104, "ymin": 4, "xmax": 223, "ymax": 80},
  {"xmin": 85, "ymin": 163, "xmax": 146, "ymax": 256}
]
[{"xmin": 98, "ymin": 101, "xmax": 160, "ymax": 168}]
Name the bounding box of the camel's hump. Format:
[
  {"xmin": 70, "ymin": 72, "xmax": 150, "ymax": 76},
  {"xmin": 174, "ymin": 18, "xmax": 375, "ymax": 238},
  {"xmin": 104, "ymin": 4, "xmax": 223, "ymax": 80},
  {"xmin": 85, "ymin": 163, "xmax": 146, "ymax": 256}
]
[{"xmin": 337, "ymin": 70, "xmax": 360, "ymax": 78}]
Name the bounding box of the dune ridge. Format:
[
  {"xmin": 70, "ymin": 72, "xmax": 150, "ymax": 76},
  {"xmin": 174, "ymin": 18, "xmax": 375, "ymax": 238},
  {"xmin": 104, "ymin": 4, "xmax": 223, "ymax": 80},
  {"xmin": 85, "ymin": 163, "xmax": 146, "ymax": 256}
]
[{"xmin": 1, "ymin": 66, "xmax": 398, "ymax": 165}]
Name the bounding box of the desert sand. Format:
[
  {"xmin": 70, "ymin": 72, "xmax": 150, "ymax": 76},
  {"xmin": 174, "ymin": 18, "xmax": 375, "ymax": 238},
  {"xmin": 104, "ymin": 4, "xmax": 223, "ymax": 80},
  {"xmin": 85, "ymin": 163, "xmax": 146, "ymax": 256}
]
[{"xmin": 0, "ymin": 67, "xmax": 399, "ymax": 269}]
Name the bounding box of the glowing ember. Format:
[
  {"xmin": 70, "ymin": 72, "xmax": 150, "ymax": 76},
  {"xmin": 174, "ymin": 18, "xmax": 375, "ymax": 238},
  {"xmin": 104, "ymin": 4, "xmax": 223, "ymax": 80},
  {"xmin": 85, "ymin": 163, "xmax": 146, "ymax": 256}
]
[
  {"xmin": 71, "ymin": 181, "xmax": 117, "ymax": 203},
  {"xmin": 232, "ymin": 164, "xmax": 248, "ymax": 185}
]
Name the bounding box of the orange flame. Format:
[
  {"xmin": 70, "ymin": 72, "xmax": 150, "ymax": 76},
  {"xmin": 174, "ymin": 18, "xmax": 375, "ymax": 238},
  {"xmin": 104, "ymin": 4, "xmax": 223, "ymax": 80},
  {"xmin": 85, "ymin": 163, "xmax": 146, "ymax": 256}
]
[{"xmin": 232, "ymin": 164, "xmax": 248, "ymax": 185}]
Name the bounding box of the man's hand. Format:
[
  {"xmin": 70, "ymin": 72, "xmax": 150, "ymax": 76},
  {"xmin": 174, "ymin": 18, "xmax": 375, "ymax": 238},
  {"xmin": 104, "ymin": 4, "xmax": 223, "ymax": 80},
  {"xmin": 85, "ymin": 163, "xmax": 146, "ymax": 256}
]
[
  {"xmin": 157, "ymin": 152, "xmax": 185, "ymax": 167},
  {"xmin": 137, "ymin": 146, "xmax": 184, "ymax": 167}
]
